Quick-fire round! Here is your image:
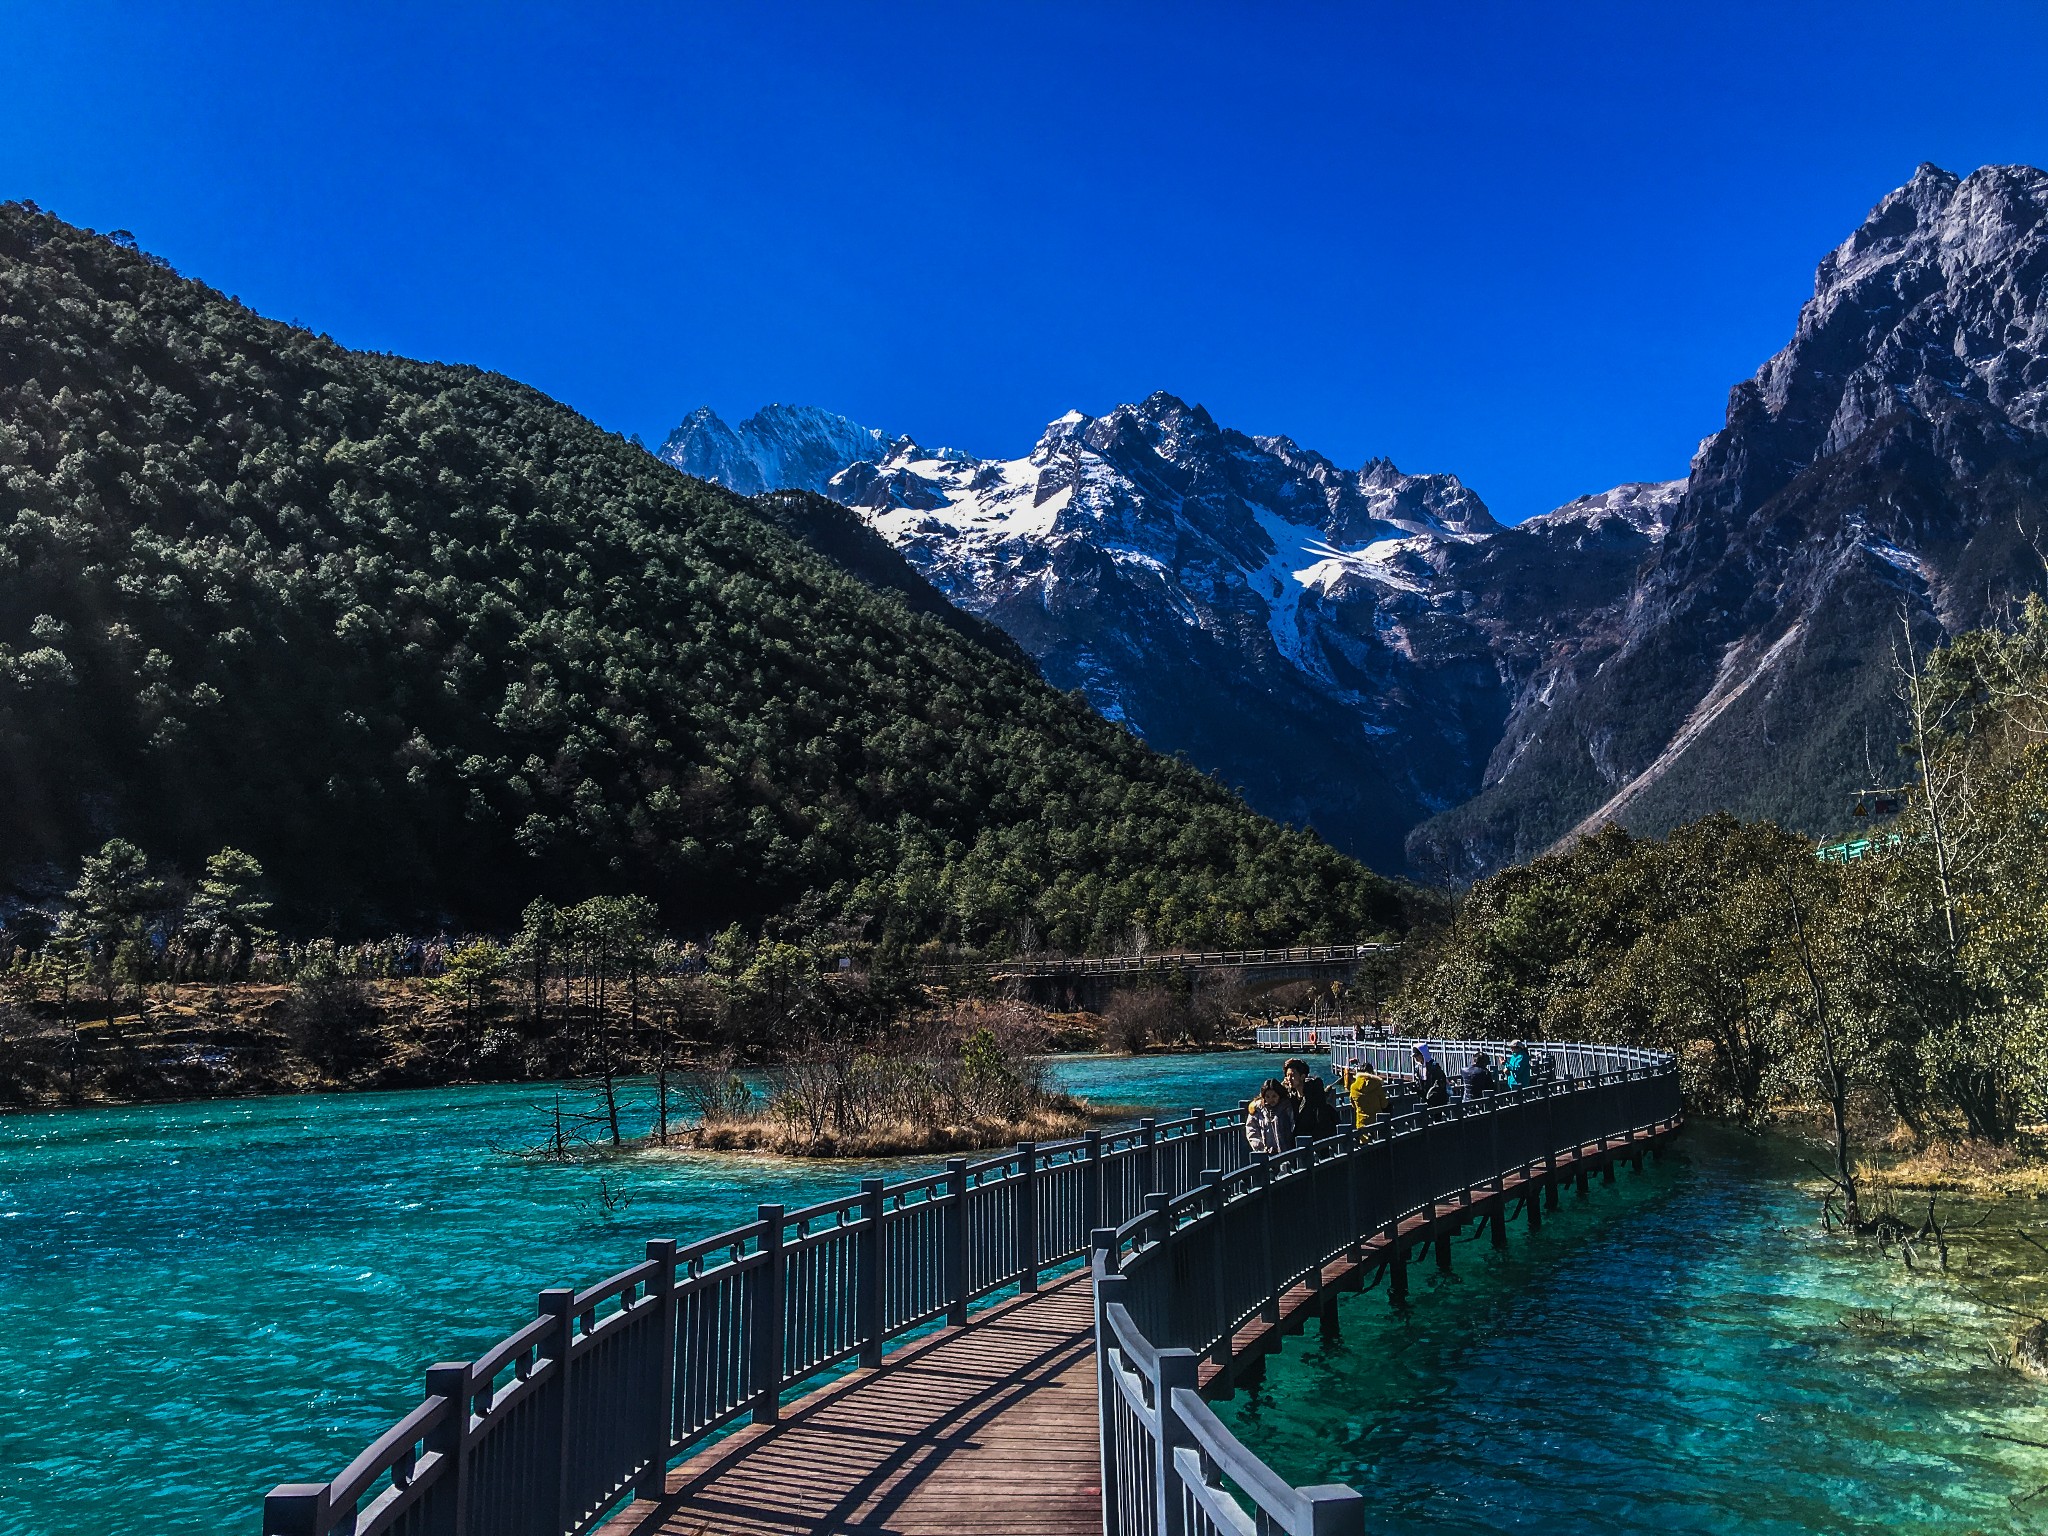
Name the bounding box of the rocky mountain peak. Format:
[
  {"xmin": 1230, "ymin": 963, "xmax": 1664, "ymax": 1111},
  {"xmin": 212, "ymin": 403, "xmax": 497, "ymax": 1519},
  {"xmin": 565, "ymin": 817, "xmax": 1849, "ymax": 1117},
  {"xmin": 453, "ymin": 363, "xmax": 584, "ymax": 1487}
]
[
  {"xmin": 656, "ymin": 165, "xmax": 2048, "ymax": 883},
  {"xmin": 1764, "ymin": 162, "xmax": 2048, "ymax": 447},
  {"xmin": 659, "ymin": 403, "xmax": 893, "ymax": 496}
]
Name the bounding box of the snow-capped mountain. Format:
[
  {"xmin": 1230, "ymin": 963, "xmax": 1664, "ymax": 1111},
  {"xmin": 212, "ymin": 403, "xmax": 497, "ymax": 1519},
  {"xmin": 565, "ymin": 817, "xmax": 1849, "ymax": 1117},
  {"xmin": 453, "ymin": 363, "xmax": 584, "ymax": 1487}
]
[
  {"xmin": 666, "ymin": 163, "xmax": 2048, "ymax": 880},
  {"xmin": 658, "ymin": 403, "xmax": 895, "ymax": 495},
  {"xmin": 667, "ymin": 389, "xmax": 1647, "ymax": 872}
]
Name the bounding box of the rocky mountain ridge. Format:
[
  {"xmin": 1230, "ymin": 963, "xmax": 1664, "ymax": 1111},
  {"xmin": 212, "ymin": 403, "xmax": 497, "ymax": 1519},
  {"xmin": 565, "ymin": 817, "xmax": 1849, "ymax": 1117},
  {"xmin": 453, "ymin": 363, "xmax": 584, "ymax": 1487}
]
[
  {"xmin": 666, "ymin": 162, "xmax": 2048, "ymax": 880},
  {"xmin": 667, "ymin": 391, "xmax": 1666, "ymax": 873}
]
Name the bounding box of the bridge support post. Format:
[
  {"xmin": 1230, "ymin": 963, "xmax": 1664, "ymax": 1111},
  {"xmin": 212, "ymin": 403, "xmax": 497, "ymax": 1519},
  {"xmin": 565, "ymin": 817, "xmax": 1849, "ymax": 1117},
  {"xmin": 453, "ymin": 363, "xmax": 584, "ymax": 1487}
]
[
  {"xmin": 1434, "ymin": 1233, "xmax": 1453, "ymax": 1273},
  {"xmin": 538, "ymin": 1285, "xmax": 576, "ymax": 1526},
  {"xmin": 1489, "ymin": 1205, "xmax": 1507, "ymax": 1250},
  {"xmin": 752, "ymin": 1207, "xmax": 786, "ymax": 1424},
  {"xmin": 944, "ymin": 1160, "xmax": 970, "ymax": 1326},
  {"xmin": 637, "ymin": 1238, "xmax": 678, "ymax": 1499},
  {"xmin": 1526, "ymin": 1188, "xmax": 1543, "ymax": 1234},
  {"xmin": 423, "ymin": 1362, "xmax": 472, "ymax": 1535},
  {"xmin": 858, "ymin": 1179, "xmax": 887, "ymax": 1368},
  {"xmin": 1018, "ymin": 1143, "xmax": 1040, "ymax": 1293}
]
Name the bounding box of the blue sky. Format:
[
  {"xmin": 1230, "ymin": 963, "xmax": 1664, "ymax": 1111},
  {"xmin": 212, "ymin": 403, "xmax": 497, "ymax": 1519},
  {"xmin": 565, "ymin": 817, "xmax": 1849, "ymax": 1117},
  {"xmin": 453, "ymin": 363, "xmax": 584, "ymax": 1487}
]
[{"xmin": 6, "ymin": 2, "xmax": 2047, "ymax": 522}]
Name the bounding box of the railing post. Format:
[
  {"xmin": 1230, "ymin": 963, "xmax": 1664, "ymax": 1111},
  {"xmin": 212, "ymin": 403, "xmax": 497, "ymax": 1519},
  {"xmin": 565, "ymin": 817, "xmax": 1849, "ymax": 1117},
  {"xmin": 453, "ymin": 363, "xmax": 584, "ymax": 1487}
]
[
  {"xmin": 1092, "ymin": 1231, "xmax": 1127, "ymax": 1536},
  {"xmin": 1141, "ymin": 1117, "xmax": 1159, "ymax": 1198},
  {"xmin": 1301, "ymin": 1484, "xmax": 1367, "ymax": 1536},
  {"xmin": 859, "ymin": 1179, "xmax": 887, "ymax": 1368},
  {"xmin": 1543, "ymin": 1081, "xmax": 1561, "ymax": 1210},
  {"xmin": 1296, "ymin": 1134, "xmax": 1325, "ymax": 1290},
  {"xmin": 752, "ymin": 1206, "xmax": 785, "ymax": 1424},
  {"xmin": 538, "ymin": 1285, "xmax": 576, "ymax": 1531},
  {"xmin": 1154, "ymin": 1353, "xmax": 1200, "ymax": 1536},
  {"xmin": 261, "ymin": 1486, "xmax": 327, "ymax": 1536},
  {"xmin": 945, "ymin": 1158, "xmax": 970, "ymax": 1325},
  {"xmin": 1253, "ymin": 1152, "xmax": 1280, "ymax": 1322},
  {"xmin": 638, "ymin": 1239, "xmax": 678, "ymax": 1499},
  {"xmin": 1018, "ymin": 1143, "xmax": 1040, "ymax": 1293},
  {"xmin": 1202, "ymin": 1168, "xmax": 1229, "ymax": 1360},
  {"xmin": 1378, "ymin": 1112, "xmax": 1406, "ymax": 1303},
  {"xmin": 1190, "ymin": 1107, "xmax": 1208, "ymax": 1185},
  {"xmin": 1341, "ymin": 1118, "xmax": 1360, "ymax": 1260},
  {"xmin": 423, "ymin": 1362, "xmax": 472, "ymax": 1535},
  {"xmin": 1082, "ymin": 1130, "xmax": 1103, "ymax": 1237}
]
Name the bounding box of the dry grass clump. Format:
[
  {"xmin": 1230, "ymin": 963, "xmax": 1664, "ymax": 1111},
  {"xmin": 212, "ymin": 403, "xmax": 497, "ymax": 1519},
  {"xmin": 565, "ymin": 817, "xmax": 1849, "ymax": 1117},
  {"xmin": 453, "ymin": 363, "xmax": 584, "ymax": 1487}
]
[
  {"xmin": 682, "ymin": 1098, "xmax": 1097, "ymax": 1158},
  {"xmin": 1855, "ymin": 1136, "xmax": 2048, "ymax": 1198},
  {"xmin": 671, "ymin": 1000, "xmax": 1093, "ymax": 1159}
]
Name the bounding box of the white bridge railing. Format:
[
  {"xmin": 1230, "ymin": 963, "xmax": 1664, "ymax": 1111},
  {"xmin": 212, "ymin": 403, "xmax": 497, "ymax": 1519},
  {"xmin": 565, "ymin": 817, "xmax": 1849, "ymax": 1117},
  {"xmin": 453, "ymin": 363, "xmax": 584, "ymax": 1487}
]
[{"xmin": 1253, "ymin": 1025, "xmax": 1366, "ymax": 1050}]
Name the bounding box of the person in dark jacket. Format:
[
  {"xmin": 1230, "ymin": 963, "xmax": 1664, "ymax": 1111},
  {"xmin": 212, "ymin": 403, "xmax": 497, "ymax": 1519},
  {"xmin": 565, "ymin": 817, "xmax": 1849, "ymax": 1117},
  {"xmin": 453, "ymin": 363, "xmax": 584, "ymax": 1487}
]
[
  {"xmin": 1461, "ymin": 1052, "xmax": 1498, "ymax": 1102},
  {"xmin": 1412, "ymin": 1044, "xmax": 1450, "ymax": 1107},
  {"xmin": 1294, "ymin": 1075, "xmax": 1338, "ymax": 1140}
]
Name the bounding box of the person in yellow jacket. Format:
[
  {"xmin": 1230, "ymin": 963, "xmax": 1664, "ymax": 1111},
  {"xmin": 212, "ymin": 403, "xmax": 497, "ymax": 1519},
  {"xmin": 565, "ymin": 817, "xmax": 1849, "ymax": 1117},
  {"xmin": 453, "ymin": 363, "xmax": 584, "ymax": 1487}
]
[{"xmin": 1344, "ymin": 1060, "xmax": 1389, "ymax": 1126}]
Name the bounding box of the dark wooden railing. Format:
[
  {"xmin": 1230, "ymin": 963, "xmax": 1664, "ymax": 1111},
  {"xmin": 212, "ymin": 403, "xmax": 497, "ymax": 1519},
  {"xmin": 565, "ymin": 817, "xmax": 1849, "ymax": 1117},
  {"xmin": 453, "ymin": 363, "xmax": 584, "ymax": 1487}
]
[
  {"xmin": 262, "ymin": 1108, "xmax": 1258, "ymax": 1535},
  {"xmin": 262, "ymin": 1039, "xmax": 1677, "ymax": 1536},
  {"xmin": 1092, "ymin": 1043, "xmax": 1683, "ymax": 1536}
]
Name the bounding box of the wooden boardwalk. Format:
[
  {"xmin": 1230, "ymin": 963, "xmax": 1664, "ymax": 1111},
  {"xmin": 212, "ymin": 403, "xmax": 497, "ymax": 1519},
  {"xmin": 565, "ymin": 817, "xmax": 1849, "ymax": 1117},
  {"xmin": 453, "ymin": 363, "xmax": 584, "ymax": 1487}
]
[
  {"xmin": 601, "ymin": 1273, "xmax": 1101, "ymax": 1536},
  {"xmin": 596, "ymin": 1123, "xmax": 1670, "ymax": 1536}
]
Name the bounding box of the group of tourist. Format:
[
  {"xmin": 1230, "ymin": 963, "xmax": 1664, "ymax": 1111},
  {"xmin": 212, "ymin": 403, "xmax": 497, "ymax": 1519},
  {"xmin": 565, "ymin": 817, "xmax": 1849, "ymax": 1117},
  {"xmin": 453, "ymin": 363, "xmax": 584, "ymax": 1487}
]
[{"xmin": 1244, "ymin": 1042, "xmax": 1549, "ymax": 1152}]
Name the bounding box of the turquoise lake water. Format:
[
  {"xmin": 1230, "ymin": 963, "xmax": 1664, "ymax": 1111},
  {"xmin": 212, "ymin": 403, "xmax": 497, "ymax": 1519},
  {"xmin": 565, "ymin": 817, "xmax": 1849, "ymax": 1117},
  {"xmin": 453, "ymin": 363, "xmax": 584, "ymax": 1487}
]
[
  {"xmin": 0, "ymin": 1054, "xmax": 1267, "ymax": 1536},
  {"xmin": 2, "ymin": 1059, "xmax": 2042, "ymax": 1535},
  {"xmin": 1219, "ymin": 1123, "xmax": 2048, "ymax": 1534}
]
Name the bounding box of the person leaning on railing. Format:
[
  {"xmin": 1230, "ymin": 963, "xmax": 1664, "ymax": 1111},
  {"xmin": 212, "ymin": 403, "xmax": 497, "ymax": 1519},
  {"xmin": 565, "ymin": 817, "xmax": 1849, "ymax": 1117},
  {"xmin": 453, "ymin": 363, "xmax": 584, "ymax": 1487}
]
[
  {"xmin": 1342, "ymin": 1059, "xmax": 1389, "ymax": 1124},
  {"xmin": 1411, "ymin": 1043, "xmax": 1451, "ymax": 1106},
  {"xmin": 1503, "ymin": 1040, "xmax": 1532, "ymax": 1090}
]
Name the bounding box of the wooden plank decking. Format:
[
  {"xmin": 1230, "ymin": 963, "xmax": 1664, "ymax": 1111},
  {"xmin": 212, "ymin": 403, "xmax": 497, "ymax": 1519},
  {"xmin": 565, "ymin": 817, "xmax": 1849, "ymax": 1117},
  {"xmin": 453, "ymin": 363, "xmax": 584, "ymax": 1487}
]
[
  {"xmin": 599, "ymin": 1122, "xmax": 1672, "ymax": 1536},
  {"xmin": 601, "ymin": 1273, "xmax": 1101, "ymax": 1536}
]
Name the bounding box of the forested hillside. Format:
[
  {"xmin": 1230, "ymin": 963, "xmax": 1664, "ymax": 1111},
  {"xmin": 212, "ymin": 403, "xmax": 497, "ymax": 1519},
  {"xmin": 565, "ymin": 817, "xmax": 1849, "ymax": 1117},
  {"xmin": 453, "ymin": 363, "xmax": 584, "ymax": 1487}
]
[
  {"xmin": 1399, "ymin": 600, "xmax": 2048, "ymax": 1201},
  {"xmin": 0, "ymin": 204, "xmax": 1405, "ymax": 946}
]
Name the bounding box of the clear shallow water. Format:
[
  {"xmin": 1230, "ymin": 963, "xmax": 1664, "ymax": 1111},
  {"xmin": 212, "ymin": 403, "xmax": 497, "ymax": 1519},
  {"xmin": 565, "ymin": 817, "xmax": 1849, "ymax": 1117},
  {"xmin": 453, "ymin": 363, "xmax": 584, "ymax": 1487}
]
[
  {"xmin": 5, "ymin": 1063, "xmax": 2041, "ymax": 1536},
  {"xmin": 0, "ymin": 1053, "xmax": 1281, "ymax": 1536},
  {"xmin": 1219, "ymin": 1124, "xmax": 2048, "ymax": 1535}
]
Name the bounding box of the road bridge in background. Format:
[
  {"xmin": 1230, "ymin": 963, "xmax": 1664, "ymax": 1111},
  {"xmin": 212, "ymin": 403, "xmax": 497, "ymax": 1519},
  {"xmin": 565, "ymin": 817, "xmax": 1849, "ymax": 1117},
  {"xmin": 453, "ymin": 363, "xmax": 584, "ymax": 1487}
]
[{"xmin": 932, "ymin": 942, "xmax": 1402, "ymax": 1007}]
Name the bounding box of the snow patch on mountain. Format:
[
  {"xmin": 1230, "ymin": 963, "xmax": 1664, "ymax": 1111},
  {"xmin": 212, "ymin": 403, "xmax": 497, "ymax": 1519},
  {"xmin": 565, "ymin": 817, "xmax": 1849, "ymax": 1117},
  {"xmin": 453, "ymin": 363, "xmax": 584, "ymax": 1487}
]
[
  {"xmin": 1520, "ymin": 480, "xmax": 1683, "ymax": 540},
  {"xmin": 659, "ymin": 403, "xmax": 895, "ymax": 496}
]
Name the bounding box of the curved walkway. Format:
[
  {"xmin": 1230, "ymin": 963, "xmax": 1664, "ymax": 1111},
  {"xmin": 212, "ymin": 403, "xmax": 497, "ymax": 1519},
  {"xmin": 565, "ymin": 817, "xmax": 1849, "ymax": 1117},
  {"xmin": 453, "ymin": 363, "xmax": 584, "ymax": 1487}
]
[
  {"xmin": 602, "ymin": 1120, "xmax": 1673, "ymax": 1536},
  {"xmin": 600, "ymin": 1275, "xmax": 1099, "ymax": 1536}
]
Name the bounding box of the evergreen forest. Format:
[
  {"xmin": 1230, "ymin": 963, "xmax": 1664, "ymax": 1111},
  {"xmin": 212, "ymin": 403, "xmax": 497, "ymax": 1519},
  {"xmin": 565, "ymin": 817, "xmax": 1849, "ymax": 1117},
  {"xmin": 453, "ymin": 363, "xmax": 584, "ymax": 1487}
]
[{"xmin": 0, "ymin": 204, "xmax": 1407, "ymax": 950}]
